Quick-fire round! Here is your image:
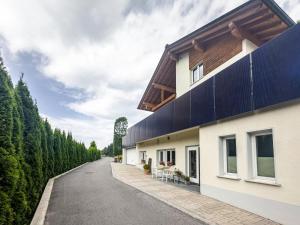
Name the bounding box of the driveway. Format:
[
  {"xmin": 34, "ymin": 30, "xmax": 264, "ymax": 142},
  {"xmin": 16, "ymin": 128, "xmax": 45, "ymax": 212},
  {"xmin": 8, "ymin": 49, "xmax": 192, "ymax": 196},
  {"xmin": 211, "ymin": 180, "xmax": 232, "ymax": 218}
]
[{"xmin": 45, "ymin": 157, "xmax": 204, "ymax": 225}]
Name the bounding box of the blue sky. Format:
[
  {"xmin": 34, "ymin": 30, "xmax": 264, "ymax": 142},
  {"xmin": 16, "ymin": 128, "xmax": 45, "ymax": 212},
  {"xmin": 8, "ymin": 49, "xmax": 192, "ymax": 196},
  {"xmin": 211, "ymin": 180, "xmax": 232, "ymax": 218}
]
[{"xmin": 0, "ymin": 0, "xmax": 299, "ymax": 148}]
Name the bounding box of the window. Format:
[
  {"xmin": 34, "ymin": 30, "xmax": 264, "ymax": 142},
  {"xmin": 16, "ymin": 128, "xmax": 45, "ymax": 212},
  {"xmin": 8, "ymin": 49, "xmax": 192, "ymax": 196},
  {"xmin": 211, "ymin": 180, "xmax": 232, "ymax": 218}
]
[
  {"xmin": 250, "ymin": 131, "xmax": 275, "ymax": 179},
  {"xmin": 140, "ymin": 151, "xmax": 146, "ymax": 161},
  {"xmin": 158, "ymin": 149, "xmax": 176, "ymax": 165},
  {"xmin": 160, "ymin": 151, "xmax": 164, "ymax": 163},
  {"xmin": 220, "ymin": 136, "xmax": 237, "ymax": 175},
  {"xmin": 191, "ymin": 64, "xmax": 204, "ymax": 84}
]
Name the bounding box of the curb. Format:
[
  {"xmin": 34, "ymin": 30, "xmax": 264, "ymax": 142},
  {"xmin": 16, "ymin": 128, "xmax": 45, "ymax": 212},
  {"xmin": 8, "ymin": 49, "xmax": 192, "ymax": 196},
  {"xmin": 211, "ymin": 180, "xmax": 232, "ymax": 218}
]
[
  {"xmin": 30, "ymin": 162, "xmax": 89, "ymax": 225},
  {"xmin": 110, "ymin": 163, "xmax": 212, "ymax": 225}
]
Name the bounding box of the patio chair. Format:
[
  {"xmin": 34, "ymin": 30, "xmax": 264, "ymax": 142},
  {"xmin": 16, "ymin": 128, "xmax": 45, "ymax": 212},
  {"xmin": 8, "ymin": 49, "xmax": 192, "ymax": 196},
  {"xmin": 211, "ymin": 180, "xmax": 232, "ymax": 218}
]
[
  {"xmin": 152, "ymin": 165, "xmax": 164, "ymax": 179},
  {"xmin": 162, "ymin": 165, "xmax": 176, "ymax": 182}
]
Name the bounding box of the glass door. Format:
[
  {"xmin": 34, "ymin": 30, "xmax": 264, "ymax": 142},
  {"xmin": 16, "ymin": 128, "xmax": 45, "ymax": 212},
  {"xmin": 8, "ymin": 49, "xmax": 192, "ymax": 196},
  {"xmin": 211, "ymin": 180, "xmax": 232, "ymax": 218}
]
[{"xmin": 187, "ymin": 146, "xmax": 199, "ymax": 184}]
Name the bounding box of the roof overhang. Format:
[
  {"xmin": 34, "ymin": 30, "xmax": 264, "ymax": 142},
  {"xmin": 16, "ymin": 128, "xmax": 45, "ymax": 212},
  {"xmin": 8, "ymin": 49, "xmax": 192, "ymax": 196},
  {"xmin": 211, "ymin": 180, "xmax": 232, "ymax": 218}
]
[{"xmin": 138, "ymin": 0, "xmax": 295, "ymax": 112}]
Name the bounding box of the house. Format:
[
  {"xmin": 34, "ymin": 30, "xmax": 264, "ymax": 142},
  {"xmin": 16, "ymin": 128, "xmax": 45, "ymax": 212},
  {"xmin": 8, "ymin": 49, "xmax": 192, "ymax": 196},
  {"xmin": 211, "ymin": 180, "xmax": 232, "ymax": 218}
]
[{"xmin": 122, "ymin": 0, "xmax": 300, "ymax": 224}]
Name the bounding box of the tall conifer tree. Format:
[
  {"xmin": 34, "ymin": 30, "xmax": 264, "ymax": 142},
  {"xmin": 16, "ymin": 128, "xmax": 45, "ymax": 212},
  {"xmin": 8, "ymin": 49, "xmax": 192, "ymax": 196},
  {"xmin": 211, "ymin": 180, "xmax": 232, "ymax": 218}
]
[
  {"xmin": 16, "ymin": 79, "xmax": 43, "ymax": 209},
  {"xmin": 44, "ymin": 119, "xmax": 54, "ymax": 177},
  {"xmin": 0, "ymin": 57, "xmax": 19, "ymax": 225}
]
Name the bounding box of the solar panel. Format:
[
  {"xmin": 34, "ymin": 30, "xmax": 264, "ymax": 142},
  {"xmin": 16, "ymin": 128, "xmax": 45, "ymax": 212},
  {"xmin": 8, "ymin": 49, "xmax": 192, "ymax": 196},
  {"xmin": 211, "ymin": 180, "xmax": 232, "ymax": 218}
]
[
  {"xmin": 215, "ymin": 56, "xmax": 252, "ymax": 120},
  {"xmin": 252, "ymin": 24, "xmax": 300, "ymax": 109}
]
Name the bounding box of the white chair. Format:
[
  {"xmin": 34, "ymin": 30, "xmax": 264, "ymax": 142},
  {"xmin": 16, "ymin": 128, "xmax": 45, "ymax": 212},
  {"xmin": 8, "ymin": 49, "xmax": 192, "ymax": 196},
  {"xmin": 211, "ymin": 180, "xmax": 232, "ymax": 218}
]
[
  {"xmin": 162, "ymin": 165, "xmax": 176, "ymax": 182},
  {"xmin": 152, "ymin": 165, "xmax": 164, "ymax": 179}
]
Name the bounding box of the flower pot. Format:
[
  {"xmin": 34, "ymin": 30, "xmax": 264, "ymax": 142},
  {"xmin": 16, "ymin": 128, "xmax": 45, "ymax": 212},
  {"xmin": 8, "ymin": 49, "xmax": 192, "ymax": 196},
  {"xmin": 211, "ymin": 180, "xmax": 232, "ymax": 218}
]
[
  {"xmin": 185, "ymin": 181, "xmax": 190, "ymax": 185},
  {"xmin": 144, "ymin": 170, "xmax": 150, "ymax": 175}
]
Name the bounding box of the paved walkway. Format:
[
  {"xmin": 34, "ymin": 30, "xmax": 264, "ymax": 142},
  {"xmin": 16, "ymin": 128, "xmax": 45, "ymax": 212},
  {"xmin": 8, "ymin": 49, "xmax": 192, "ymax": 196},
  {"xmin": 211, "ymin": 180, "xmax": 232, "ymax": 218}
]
[
  {"xmin": 45, "ymin": 158, "xmax": 205, "ymax": 225},
  {"xmin": 111, "ymin": 163, "xmax": 279, "ymax": 225}
]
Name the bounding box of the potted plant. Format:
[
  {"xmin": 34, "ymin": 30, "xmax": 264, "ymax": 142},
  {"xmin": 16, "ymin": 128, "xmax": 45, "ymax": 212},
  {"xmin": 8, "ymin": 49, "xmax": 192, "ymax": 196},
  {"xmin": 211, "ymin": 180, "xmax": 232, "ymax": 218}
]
[
  {"xmin": 159, "ymin": 161, "xmax": 165, "ymax": 166},
  {"xmin": 175, "ymin": 170, "xmax": 182, "ymax": 177},
  {"xmin": 143, "ymin": 164, "xmax": 150, "ymax": 175},
  {"xmin": 117, "ymin": 155, "xmax": 122, "ymax": 163},
  {"xmin": 167, "ymin": 161, "xmax": 173, "ymax": 166},
  {"xmin": 184, "ymin": 175, "xmax": 190, "ymax": 185},
  {"xmin": 174, "ymin": 170, "xmax": 182, "ymax": 183}
]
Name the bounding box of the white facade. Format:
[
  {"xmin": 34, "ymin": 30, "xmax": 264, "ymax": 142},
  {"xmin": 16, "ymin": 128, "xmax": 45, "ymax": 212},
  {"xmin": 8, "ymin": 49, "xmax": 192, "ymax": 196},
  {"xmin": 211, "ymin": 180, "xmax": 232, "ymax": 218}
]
[
  {"xmin": 129, "ymin": 102, "xmax": 300, "ymax": 225},
  {"xmin": 175, "ymin": 53, "xmax": 190, "ymax": 97},
  {"xmin": 125, "ymin": 147, "xmax": 138, "ymax": 165},
  {"xmin": 199, "ymin": 104, "xmax": 300, "ymax": 225},
  {"xmin": 137, "ymin": 129, "xmax": 199, "ymax": 174}
]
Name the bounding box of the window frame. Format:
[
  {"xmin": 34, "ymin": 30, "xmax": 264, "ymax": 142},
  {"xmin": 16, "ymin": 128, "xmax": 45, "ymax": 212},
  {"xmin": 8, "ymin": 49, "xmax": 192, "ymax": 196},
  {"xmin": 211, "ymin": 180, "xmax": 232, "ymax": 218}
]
[
  {"xmin": 191, "ymin": 63, "xmax": 204, "ymax": 85},
  {"xmin": 250, "ymin": 130, "xmax": 276, "ymax": 181},
  {"xmin": 157, "ymin": 149, "xmax": 176, "ymax": 165},
  {"xmin": 220, "ymin": 135, "xmax": 238, "ymax": 177}
]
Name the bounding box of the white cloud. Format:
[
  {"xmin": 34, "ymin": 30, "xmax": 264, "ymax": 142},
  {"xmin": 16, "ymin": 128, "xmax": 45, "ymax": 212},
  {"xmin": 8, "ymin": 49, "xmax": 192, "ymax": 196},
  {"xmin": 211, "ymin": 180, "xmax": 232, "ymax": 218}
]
[{"xmin": 1, "ymin": 0, "xmax": 299, "ymax": 148}]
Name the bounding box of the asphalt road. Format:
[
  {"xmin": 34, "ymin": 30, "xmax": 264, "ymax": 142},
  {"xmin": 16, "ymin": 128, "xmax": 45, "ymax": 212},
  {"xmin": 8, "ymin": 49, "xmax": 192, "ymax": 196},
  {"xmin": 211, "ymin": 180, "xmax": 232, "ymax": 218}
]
[{"xmin": 45, "ymin": 157, "xmax": 204, "ymax": 225}]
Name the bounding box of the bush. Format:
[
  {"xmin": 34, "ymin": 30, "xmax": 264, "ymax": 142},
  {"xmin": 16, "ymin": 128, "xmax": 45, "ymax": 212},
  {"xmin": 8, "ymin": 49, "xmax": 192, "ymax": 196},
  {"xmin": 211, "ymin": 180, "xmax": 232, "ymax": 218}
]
[
  {"xmin": 143, "ymin": 164, "xmax": 150, "ymax": 170},
  {"xmin": 184, "ymin": 176, "xmax": 190, "ymax": 182},
  {"xmin": 167, "ymin": 161, "xmax": 173, "ymax": 166},
  {"xmin": 175, "ymin": 170, "xmax": 182, "ymax": 177}
]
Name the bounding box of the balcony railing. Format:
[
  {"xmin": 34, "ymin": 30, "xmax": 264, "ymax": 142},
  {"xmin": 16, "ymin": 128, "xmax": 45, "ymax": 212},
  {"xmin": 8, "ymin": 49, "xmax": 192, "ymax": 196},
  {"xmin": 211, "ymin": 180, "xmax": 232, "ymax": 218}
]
[{"xmin": 123, "ymin": 24, "xmax": 300, "ymax": 148}]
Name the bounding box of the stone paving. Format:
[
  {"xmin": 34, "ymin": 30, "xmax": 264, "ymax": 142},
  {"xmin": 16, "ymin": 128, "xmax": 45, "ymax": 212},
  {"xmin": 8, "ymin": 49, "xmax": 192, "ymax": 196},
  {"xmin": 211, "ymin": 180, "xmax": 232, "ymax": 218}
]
[{"xmin": 111, "ymin": 163, "xmax": 280, "ymax": 225}]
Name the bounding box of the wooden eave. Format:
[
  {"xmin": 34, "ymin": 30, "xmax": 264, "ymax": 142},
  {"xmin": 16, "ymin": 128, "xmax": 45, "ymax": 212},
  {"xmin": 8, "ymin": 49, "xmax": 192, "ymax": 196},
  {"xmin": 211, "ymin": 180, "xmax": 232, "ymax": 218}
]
[{"xmin": 138, "ymin": 0, "xmax": 295, "ymax": 112}]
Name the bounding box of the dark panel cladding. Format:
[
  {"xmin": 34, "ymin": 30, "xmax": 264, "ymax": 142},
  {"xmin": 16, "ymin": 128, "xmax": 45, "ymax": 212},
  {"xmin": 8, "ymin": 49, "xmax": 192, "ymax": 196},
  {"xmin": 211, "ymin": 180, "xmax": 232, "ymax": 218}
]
[
  {"xmin": 173, "ymin": 91, "xmax": 191, "ymax": 131},
  {"xmin": 150, "ymin": 113, "xmax": 159, "ymax": 139},
  {"xmin": 252, "ymin": 24, "xmax": 300, "ymax": 109},
  {"xmin": 191, "ymin": 78, "xmax": 215, "ymax": 126},
  {"xmin": 140, "ymin": 119, "xmax": 146, "ymax": 141},
  {"xmin": 135, "ymin": 121, "xmax": 141, "ymax": 143},
  {"xmin": 215, "ymin": 56, "xmax": 252, "ymax": 120},
  {"xmin": 156, "ymin": 101, "xmax": 174, "ymax": 137},
  {"xmin": 125, "ymin": 127, "xmax": 132, "ymax": 148},
  {"xmin": 145, "ymin": 115, "xmax": 152, "ymax": 140},
  {"xmin": 131, "ymin": 126, "xmax": 136, "ymax": 146}
]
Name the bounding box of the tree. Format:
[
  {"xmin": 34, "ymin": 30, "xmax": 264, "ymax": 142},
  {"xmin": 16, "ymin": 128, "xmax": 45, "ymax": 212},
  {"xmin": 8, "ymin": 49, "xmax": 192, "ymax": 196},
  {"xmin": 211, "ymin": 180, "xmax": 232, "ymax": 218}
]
[
  {"xmin": 44, "ymin": 120, "xmax": 54, "ymax": 178},
  {"xmin": 53, "ymin": 129, "xmax": 63, "ymax": 174},
  {"xmin": 87, "ymin": 141, "xmax": 101, "ymax": 161},
  {"xmin": 40, "ymin": 121, "xmax": 49, "ymax": 184},
  {"xmin": 102, "ymin": 143, "xmax": 113, "ymax": 156},
  {"xmin": 16, "ymin": 79, "xmax": 43, "ymax": 210},
  {"xmin": 0, "ymin": 58, "xmax": 99, "ymax": 224},
  {"xmin": 0, "ymin": 57, "xmax": 26, "ymax": 225},
  {"xmin": 113, "ymin": 117, "xmax": 128, "ymax": 156},
  {"xmin": 11, "ymin": 91, "xmax": 30, "ymax": 225}
]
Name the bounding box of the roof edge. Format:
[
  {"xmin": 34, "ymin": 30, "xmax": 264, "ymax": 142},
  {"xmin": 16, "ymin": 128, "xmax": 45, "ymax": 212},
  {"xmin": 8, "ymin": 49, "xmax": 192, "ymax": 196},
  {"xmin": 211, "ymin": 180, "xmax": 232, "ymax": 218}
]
[{"xmin": 262, "ymin": 0, "xmax": 295, "ymax": 27}]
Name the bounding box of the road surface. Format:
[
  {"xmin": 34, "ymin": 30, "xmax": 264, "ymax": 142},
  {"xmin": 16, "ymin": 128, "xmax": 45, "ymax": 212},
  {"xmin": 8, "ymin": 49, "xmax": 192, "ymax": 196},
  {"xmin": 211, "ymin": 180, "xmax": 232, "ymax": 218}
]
[{"xmin": 45, "ymin": 157, "xmax": 204, "ymax": 225}]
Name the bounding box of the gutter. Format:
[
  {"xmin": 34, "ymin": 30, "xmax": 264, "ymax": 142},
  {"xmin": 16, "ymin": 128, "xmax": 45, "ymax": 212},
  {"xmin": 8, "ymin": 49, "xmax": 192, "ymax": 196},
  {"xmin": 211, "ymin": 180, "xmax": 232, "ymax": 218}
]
[{"xmin": 262, "ymin": 0, "xmax": 295, "ymax": 26}]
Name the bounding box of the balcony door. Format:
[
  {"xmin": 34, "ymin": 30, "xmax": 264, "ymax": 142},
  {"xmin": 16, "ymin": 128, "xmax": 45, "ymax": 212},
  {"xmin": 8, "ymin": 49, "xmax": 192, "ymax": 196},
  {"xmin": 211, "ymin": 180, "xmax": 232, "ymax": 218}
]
[{"xmin": 187, "ymin": 146, "xmax": 199, "ymax": 184}]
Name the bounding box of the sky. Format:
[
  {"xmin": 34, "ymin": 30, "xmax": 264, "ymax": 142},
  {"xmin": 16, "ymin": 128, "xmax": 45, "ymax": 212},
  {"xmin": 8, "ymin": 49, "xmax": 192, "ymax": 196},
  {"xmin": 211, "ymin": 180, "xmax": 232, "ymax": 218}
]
[{"xmin": 0, "ymin": 0, "xmax": 299, "ymax": 149}]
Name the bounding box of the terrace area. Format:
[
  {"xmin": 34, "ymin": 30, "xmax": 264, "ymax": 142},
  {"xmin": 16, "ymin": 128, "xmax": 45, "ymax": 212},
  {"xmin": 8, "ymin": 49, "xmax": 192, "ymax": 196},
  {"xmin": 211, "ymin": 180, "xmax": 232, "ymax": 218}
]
[{"xmin": 111, "ymin": 162, "xmax": 279, "ymax": 225}]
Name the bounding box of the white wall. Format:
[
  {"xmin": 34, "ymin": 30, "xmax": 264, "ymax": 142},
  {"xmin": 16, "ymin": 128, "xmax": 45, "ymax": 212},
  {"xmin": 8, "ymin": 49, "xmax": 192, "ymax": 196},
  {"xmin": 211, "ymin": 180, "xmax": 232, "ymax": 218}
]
[
  {"xmin": 176, "ymin": 53, "xmax": 190, "ymax": 97},
  {"xmin": 125, "ymin": 147, "xmax": 138, "ymax": 165},
  {"xmin": 199, "ymin": 103, "xmax": 300, "ymax": 225},
  {"xmin": 137, "ymin": 129, "xmax": 199, "ymax": 173},
  {"xmin": 122, "ymin": 148, "xmax": 126, "ymax": 165},
  {"xmin": 176, "ymin": 39, "xmax": 257, "ymax": 97}
]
